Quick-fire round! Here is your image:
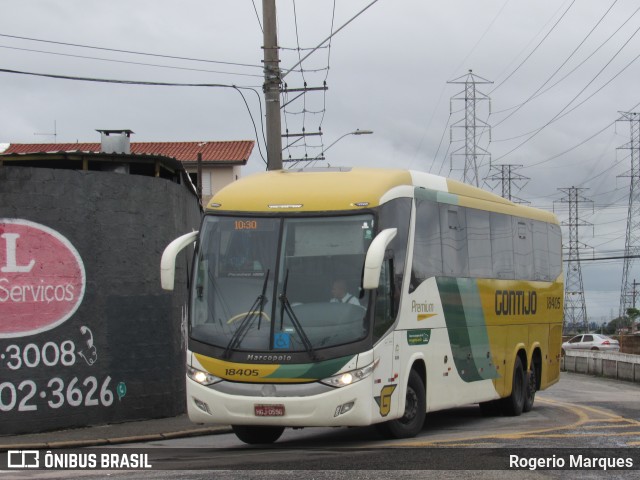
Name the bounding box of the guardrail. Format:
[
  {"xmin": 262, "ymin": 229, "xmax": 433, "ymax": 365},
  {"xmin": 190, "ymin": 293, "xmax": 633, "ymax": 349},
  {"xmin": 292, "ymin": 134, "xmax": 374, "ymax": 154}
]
[{"xmin": 561, "ymin": 350, "xmax": 640, "ymax": 383}]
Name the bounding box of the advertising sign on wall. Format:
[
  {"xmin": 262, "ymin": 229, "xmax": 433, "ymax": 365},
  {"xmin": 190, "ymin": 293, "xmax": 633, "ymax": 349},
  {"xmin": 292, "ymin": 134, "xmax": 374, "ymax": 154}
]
[
  {"xmin": 0, "ymin": 167, "xmax": 200, "ymax": 435},
  {"xmin": 1, "ymin": 219, "xmax": 86, "ymax": 338}
]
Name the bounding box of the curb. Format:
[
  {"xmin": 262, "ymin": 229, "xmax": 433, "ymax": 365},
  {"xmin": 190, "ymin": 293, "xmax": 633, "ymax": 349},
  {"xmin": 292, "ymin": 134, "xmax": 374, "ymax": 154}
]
[{"xmin": 0, "ymin": 426, "xmax": 232, "ymax": 451}]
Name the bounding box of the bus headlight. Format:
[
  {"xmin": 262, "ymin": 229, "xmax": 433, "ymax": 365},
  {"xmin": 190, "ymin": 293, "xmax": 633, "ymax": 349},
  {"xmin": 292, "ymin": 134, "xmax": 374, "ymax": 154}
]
[
  {"xmin": 187, "ymin": 365, "xmax": 221, "ymax": 386},
  {"xmin": 321, "ymin": 361, "xmax": 376, "ymax": 388}
]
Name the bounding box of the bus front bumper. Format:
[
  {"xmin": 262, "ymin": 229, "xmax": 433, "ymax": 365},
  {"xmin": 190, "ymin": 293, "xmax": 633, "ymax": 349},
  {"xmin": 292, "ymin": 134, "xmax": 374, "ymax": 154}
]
[{"xmin": 186, "ymin": 377, "xmax": 375, "ymax": 427}]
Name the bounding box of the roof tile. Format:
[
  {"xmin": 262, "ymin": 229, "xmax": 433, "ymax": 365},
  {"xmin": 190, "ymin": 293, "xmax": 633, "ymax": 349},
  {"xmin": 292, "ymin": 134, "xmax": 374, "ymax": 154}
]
[{"xmin": 2, "ymin": 140, "xmax": 254, "ymax": 164}]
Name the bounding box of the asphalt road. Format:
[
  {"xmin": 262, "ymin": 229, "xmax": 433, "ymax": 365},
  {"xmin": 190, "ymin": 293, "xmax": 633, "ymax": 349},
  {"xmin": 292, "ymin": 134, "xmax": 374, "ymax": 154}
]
[{"xmin": 3, "ymin": 372, "xmax": 639, "ymax": 479}]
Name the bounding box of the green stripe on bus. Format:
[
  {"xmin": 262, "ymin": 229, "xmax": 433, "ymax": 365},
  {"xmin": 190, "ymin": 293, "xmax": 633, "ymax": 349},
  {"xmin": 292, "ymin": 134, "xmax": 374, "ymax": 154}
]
[
  {"xmin": 436, "ymin": 278, "xmax": 498, "ymax": 382},
  {"xmin": 263, "ymin": 355, "xmax": 354, "ymax": 380},
  {"xmin": 456, "ymin": 279, "xmax": 499, "ymax": 381}
]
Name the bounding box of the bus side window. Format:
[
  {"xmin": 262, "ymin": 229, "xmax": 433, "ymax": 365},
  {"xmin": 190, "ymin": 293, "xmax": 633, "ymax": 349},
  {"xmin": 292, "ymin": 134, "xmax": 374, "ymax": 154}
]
[
  {"xmin": 411, "ymin": 197, "xmax": 442, "ymax": 290},
  {"xmin": 440, "ymin": 205, "xmax": 468, "ymax": 277},
  {"xmin": 467, "ymin": 209, "xmax": 492, "ymax": 278},
  {"xmin": 514, "ymin": 219, "xmax": 533, "ymax": 279},
  {"xmin": 490, "ymin": 213, "xmax": 514, "ymax": 279},
  {"xmin": 532, "ymin": 220, "xmax": 550, "ymax": 281},
  {"xmin": 548, "ymin": 223, "xmax": 562, "ymax": 279},
  {"xmin": 378, "ymin": 198, "xmax": 411, "ymax": 318}
]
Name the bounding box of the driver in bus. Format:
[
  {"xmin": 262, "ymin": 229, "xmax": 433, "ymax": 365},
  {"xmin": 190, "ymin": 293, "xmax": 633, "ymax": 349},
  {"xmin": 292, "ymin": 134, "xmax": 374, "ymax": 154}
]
[{"xmin": 329, "ymin": 279, "xmax": 361, "ymax": 306}]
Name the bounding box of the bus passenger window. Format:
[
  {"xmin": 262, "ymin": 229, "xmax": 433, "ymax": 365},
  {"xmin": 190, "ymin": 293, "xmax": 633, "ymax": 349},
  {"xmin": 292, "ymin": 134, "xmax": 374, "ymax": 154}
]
[
  {"xmin": 490, "ymin": 213, "xmax": 514, "ymax": 279},
  {"xmin": 411, "ymin": 198, "xmax": 442, "ymax": 289},
  {"xmin": 467, "ymin": 209, "xmax": 492, "ymax": 278},
  {"xmin": 440, "ymin": 205, "xmax": 468, "ymax": 277},
  {"xmin": 532, "ymin": 221, "xmax": 550, "ymax": 281},
  {"xmin": 514, "ymin": 219, "xmax": 533, "ymax": 280},
  {"xmin": 548, "ymin": 223, "xmax": 562, "ymax": 279}
]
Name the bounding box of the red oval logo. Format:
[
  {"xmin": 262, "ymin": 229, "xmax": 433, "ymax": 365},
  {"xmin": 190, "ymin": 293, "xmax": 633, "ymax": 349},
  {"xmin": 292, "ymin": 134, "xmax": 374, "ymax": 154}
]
[{"xmin": 0, "ymin": 219, "xmax": 86, "ymax": 338}]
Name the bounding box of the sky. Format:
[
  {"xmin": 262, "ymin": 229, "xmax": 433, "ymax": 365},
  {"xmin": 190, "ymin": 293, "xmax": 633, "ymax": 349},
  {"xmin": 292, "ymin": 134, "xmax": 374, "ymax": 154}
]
[{"xmin": 2, "ymin": 0, "xmax": 640, "ymax": 323}]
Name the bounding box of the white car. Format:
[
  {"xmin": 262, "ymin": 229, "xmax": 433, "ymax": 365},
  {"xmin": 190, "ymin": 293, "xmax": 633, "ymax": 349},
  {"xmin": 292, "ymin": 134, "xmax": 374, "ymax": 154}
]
[{"xmin": 562, "ymin": 334, "xmax": 620, "ymax": 353}]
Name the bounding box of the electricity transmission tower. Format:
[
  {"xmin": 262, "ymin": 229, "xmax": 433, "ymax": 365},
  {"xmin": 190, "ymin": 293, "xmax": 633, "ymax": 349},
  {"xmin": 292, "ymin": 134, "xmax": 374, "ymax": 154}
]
[
  {"xmin": 485, "ymin": 164, "xmax": 530, "ymax": 204},
  {"xmin": 555, "ymin": 187, "xmax": 593, "ymax": 334},
  {"xmin": 448, "ymin": 70, "xmax": 492, "ymax": 187},
  {"xmin": 617, "ymin": 112, "xmax": 640, "ymax": 322}
]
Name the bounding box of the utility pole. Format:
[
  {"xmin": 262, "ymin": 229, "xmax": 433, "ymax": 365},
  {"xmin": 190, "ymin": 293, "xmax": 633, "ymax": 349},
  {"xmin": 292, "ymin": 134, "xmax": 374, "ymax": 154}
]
[
  {"xmin": 263, "ymin": 0, "xmax": 283, "ymax": 170},
  {"xmin": 555, "ymin": 187, "xmax": 593, "ymax": 334},
  {"xmin": 617, "ymin": 112, "xmax": 640, "ymax": 320},
  {"xmin": 448, "ymin": 70, "xmax": 492, "ymax": 187},
  {"xmin": 485, "ymin": 164, "xmax": 530, "ymax": 204}
]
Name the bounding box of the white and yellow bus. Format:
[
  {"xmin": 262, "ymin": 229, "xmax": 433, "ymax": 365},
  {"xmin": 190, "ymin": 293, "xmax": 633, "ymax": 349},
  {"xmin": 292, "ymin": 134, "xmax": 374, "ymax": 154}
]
[{"xmin": 161, "ymin": 168, "xmax": 563, "ymax": 444}]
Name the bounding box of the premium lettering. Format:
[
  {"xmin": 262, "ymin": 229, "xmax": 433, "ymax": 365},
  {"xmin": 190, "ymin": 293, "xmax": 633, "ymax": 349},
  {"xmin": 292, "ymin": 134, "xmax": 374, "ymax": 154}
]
[{"xmin": 495, "ymin": 290, "xmax": 537, "ymax": 316}]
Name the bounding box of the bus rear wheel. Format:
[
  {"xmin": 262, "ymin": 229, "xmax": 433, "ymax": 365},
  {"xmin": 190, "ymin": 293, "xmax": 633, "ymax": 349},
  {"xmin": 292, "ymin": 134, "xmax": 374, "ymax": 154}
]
[
  {"xmin": 376, "ymin": 370, "xmax": 426, "ymax": 439},
  {"xmin": 500, "ymin": 356, "xmax": 526, "ymax": 416},
  {"xmin": 523, "ymin": 361, "xmax": 537, "ymax": 413},
  {"xmin": 231, "ymin": 425, "xmax": 285, "ymax": 445}
]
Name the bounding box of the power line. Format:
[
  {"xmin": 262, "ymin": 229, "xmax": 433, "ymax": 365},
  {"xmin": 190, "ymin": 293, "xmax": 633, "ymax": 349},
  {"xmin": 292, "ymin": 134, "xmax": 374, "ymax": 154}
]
[
  {"xmin": 490, "ymin": 0, "xmax": 576, "ymax": 94},
  {"xmin": 251, "ymin": 0, "xmax": 264, "ymax": 32},
  {"xmin": 493, "ymin": 3, "xmax": 639, "ymax": 118},
  {"xmin": 0, "ymin": 67, "xmax": 268, "ymax": 164},
  {"xmin": 449, "ymin": 0, "xmax": 511, "ymax": 78},
  {"xmin": 493, "ymin": 0, "xmax": 620, "ymax": 128},
  {"xmin": 0, "ymin": 32, "xmax": 263, "ymax": 69},
  {"xmin": 496, "ymin": 34, "xmax": 640, "ymax": 164},
  {"xmin": 0, "ymin": 44, "xmax": 264, "ymax": 78},
  {"xmin": 281, "ymin": 0, "xmax": 380, "ymax": 80}
]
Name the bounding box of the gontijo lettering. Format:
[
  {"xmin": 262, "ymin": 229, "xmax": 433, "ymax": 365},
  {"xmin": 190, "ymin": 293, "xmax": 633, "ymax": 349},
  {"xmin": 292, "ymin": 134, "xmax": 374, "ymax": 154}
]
[{"xmin": 495, "ymin": 290, "xmax": 537, "ymax": 316}]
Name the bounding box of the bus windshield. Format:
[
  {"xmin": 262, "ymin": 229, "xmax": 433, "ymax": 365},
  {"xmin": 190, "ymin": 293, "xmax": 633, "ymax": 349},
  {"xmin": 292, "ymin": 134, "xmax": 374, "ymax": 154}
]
[{"xmin": 190, "ymin": 214, "xmax": 375, "ymax": 354}]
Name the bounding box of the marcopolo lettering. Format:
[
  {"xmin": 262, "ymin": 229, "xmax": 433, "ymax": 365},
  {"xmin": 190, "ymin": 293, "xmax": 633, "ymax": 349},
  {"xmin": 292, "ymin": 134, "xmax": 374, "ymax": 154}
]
[
  {"xmin": 246, "ymin": 354, "xmax": 292, "ymax": 362},
  {"xmin": 495, "ymin": 290, "xmax": 537, "ymax": 316}
]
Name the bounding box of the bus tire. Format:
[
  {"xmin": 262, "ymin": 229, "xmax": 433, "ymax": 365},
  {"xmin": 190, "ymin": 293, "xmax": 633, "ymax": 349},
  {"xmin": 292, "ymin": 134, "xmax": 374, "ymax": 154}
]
[
  {"xmin": 231, "ymin": 425, "xmax": 285, "ymax": 445},
  {"xmin": 375, "ymin": 370, "xmax": 426, "ymax": 439},
  {"xmin": 500, "ymin": 355, "xmax": 525, "ymax": 416},
  {"xmin": 523, "ymin": 361, "xmax": 537, "ymax": 413}
]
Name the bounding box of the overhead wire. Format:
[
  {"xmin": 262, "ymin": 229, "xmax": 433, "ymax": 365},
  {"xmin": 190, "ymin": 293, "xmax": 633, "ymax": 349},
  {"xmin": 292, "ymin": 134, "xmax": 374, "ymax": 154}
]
[
  {"xmin": 0, "ymin": 44, "xmax": 264, "ymax": 78},
  {"xmin": 0, "ymin": 32, "xmax": 263, "ymax": 70},
  {"xmin": 494, "ymin": 30, "xmax": 640, "ymax": 165},
  {"xmin": 493, "ymin": 2, "xmax": 639, "ymax": 119},
  {"xmin": 281, "ymin": 0, "xmax": 337, "ymax": 168},
  {"xmin": 0, "ymin": 67, "xmax": 268, "ymax": 165},
  {"xmin": 251, "ymin": 0, "xmax": 264, "ymax": 32},
  {"xmin": 492, "ymin": 0, "xmax": 620, "ymax": 128},
  {"xmin": 489, "ymin": 0, "xmax": 576, "ymax": 94}
]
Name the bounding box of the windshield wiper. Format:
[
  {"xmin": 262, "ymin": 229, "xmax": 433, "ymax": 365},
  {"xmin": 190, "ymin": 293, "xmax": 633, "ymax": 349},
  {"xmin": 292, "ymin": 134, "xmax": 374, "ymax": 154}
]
[
  {"xmin": 278, "ymin": 270, "xmax": 316, "ymax": 360},
  {"xmin": 223, "ymin": 269, "xmax": 270, "ymax": 358}
]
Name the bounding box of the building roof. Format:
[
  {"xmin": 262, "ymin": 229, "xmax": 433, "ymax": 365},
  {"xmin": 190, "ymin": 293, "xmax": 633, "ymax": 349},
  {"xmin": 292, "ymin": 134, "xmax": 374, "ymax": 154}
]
[{"xmin": 0, "ymin": 140, "xmax": 254, "ymax": 165}]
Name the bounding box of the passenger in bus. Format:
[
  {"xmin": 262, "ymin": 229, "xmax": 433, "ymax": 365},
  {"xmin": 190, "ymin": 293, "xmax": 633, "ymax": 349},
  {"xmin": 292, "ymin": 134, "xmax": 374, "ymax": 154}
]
[{"xmin": 329, "ymin": 279, "xmax": 361, "ymax": 306}]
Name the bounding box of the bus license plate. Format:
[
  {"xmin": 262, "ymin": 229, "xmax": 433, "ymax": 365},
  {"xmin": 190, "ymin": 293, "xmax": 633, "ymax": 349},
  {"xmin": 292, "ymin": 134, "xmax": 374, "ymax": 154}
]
[{"xmin": 255, "ymin": 404, "xmax": 285, "ymax": 416}]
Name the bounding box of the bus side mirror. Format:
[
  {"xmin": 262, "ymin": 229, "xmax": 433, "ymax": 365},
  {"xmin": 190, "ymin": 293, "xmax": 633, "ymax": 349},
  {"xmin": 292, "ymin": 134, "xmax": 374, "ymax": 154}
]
[
  {"xmin": 362, "ymin": 228, "xmax": 397, "ymax": 290},
  {"xmin": 161, "ymin": 231, "xmax": 199, "ymax": 291}
]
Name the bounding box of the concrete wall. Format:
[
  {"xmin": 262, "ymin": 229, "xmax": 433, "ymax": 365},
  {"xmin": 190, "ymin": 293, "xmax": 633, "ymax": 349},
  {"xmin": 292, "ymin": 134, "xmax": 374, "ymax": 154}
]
[
  {"xmin": 562, "ymin": 350, "xmax": 640, "ymax": 383},
  {"xmin": 0, "ymin": 166, "xmax": 201, "ymax": 434}
]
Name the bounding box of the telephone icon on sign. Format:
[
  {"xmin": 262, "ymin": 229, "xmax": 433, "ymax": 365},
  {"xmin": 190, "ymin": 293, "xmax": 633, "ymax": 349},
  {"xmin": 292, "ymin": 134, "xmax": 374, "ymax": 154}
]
[{"xmin": 78, "ymin": 326, "xmax": 98, "ymax": 366}]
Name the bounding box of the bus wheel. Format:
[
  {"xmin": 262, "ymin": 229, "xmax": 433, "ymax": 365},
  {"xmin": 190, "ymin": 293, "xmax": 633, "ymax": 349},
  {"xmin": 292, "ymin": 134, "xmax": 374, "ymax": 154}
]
[
  {"xmin": 523, "ymin": 361, "xmax": 537, "ymax": 413},
  {"xmin": 500, "ymin": 356, "xmax": 525, "ymax": 416},
  {"xmin": 231, "ymin": 425, "xmax": 285, "ymax": 445},
  {"xmin": 376, "ymin": 370, "xmax": 426, "ymax": 439}
]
